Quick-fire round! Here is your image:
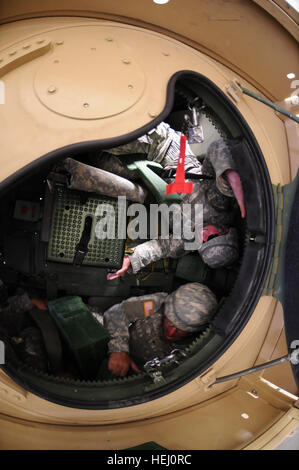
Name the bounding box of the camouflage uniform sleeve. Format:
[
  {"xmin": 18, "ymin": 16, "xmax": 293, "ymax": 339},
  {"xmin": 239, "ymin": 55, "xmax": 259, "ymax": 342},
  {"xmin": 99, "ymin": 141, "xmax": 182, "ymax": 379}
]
[
  {"xmin": 105, "ymin": 123, "xmax": 169, "ymax": 158},
  {"xmin": 128, "ymin": 189, "xmax": 203, "ymax": 274},
  {"xmin": 158, "ymin": 126, "xmax": 201, "ymax": 171},
  {"xmin": 103, "ymin": 302, "xmax": 131, "ymax": 354},
  {"xmin": 128, "ymin": 237, "xmax": 186, "ymax": 274},
  {"xmin": 106, "ymin": 122, "xmax": 201, "ymax": 171},
  {"xmin": 205, "ymin": 139, "xmax": 236, "ymax": 197},
  {"xmin": 103, "ymin": 293, "xmax": 168, "ymax": 353},
  {"xmin": 105, "ymin": 137, "xmax": 151, "ymax": 156}
]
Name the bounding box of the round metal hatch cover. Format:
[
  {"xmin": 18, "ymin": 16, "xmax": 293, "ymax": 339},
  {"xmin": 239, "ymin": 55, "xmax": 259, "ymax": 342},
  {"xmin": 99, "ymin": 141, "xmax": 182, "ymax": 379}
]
[{"xmin": 34, "ymin": 38, "xmax": 145, "ymax": 119}]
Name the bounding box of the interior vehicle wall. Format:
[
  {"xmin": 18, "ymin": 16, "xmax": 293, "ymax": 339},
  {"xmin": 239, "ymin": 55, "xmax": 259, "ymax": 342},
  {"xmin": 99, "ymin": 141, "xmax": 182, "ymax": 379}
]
[
  {"xmin": 0, "ymin": 0, "xmax": 298, "ymax": 100},
  {"xmin": 0, "ymin": 18, "xmax": 291, "ymax": 188},
  {"xmin": 0, "ymin": 14, "xmax": 297, "ymax": 448}
]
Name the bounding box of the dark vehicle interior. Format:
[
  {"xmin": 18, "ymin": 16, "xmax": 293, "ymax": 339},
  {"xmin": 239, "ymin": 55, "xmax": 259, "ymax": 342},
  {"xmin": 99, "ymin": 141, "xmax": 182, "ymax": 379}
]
[{"xmin": 0, "ymin": 72, "xmax": 274, "ymax": 408}]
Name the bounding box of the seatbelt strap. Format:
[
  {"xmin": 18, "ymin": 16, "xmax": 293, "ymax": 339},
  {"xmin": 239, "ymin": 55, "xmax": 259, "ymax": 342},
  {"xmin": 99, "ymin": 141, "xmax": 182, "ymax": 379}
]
[
  {"xmin": 29, "ymin": 307, "xmax": 64, "ymax": 375},
  {"xmin": 73, "ymin": 216, "xmax": 92, "ymax": 266},
  {"xmin": 161, "ymin": 169, "xmax": 213, "ymax": 180}
]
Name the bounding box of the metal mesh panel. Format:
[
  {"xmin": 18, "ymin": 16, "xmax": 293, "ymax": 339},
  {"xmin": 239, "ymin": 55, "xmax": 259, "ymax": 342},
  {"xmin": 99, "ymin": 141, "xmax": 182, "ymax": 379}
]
[{"xmin": 47, "ymin": 188, "xmax": 126, "ymax": 268}]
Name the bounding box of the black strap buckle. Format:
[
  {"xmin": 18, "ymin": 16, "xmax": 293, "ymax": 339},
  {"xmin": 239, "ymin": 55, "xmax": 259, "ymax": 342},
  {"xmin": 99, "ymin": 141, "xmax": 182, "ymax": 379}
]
[{"xmin": 73, "ymin": 216, "xmax": 92, "ymax": 267}]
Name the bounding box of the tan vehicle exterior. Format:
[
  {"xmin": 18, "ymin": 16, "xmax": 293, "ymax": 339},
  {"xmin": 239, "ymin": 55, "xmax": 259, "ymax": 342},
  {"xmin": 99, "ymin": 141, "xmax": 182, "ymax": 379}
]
[{"xmin": 0, "ymin": 0, "xmax": 298, "ymax": 450}]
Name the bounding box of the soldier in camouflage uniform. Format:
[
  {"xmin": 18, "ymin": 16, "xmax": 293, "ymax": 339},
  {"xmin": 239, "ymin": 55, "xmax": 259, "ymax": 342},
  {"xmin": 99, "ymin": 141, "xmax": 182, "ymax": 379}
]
[
  {"xmin": 63, "ymin": 157, "xmax": 147, "ymax": 204},
  {"xmin": 103, "ymin": 122, "xmax": 245, "ymax": 279},
  {"xmin": 102, "ymin": 122, "xmax": 203, "ymax": 174},
  {"xmin": 103, "ymin": 282, "xmax": 217, "ymax": 377}
]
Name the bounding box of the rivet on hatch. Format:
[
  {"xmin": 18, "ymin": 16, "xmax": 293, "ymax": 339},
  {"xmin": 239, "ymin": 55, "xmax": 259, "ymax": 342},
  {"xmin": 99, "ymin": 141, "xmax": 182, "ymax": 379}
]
[
  {"xmin": 162, "ymin": 52, "xmax": 170, "ymax": 56},
  {"xmin": 122, "ymin": 58, "xmax": 131, "ymax": 64},
  {"xmin": 83, "ymin": 103, "xmax": 90, "ymax": 108},
  {"xmin": 36, "ymin": 39, "xmax": 45, "ymax": 44},
  {"xmin": 9, "ymin": 51, "xmax": 17, "ymax": 56},
  {"xmin": 47, "ymin": 86, "xmax": 57, "ymax": 94},
  {"xmin": 105, "ymin": 37, "xmax": 114, "ymax": 42},
  {"xmin": 128, "ymin": 84, "xmax": 134, "ymax": 89},
  {"xmin": 56, "ymin": 40, "xmax": 64, "ymax": 46},
  {"xmin": 148, "ymin": 111, "xmax": 157, "ymax": 118},
  {"xmin": 23, "ymin": 44, "xmax": 31, "ymax": 49}
]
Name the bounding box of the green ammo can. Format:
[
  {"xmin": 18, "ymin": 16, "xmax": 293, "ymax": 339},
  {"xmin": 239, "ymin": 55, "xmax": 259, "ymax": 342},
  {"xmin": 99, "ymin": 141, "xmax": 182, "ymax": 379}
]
[{"xmin": 47, "ymin": 296, "xmax": 110, "ymax": 379}]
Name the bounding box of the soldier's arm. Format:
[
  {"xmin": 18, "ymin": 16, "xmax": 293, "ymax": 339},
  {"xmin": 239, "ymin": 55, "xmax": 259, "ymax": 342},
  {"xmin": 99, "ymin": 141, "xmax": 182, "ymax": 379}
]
[
  {"xmin": 128, "ymin": 193, "xmax": 203, "ymax": 274},
  {"xmin": 106, "ymin": 122, "xmax": 169, "ymax": 158},
  {"xmin": 103, "ymin": 302, "xmax": 131, "ymax": 354},
  {"xmin": 128, "ymin": 237, "xmax": 186, "ymax": 274},
  {"xmin": 206, "ymin": 139, "xmax": 246, "ymax": 217},
  {"xmin": 107, "ymin": 236, "xmax": 186, "ymax": 277},
  {"xmin": 106, "ymin": 122, "xmax": 200, "ymax": 169},
  {"xmin": 109, "ymin": 193, "xmax": 201, "ymax": 277},
  {"xmin": 106, "ymin": 137, "xmax": 150, "ymax": 156},
  {"xmin": 108, "ymin": 352, "xmax": 141, "ymax": 377},
  {"xmin": 225, "ymin": 169, "xmax": 246, "ymax": 218},
  {"xmin": 103, "ymin": 300, "xmax": 141, "ymax": 376},
  {"xmin": 103, "ymin": 294, "xmax": 167, "ymax": 376}
]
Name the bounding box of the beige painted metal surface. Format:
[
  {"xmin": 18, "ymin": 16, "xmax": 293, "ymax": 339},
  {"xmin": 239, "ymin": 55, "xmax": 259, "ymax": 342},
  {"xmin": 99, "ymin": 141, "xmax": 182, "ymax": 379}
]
[
  {"xmin": 0, "ymin": 0, "xmax": 298, "ymax": 101},
  {"xmin": 0, "ymin": 393, "xmax": 291, "ymax": 450},
  {"xmin": 0, "ymin": 19, "xmax": 292, "ymax": 185},
  {"xmin": 34, "ymin": 33, "xmax": 146, "ymax": 120},
  {"xmin": 0, "ymin": 2, "xmax": 298, "ymax": 451},
  {"xmin": 252, "ymin": 0, "xmax": 299, "ymax": 39},
  {"xmin": 0, "ymin": 298, "xmax": 279, "ymax": 426}
]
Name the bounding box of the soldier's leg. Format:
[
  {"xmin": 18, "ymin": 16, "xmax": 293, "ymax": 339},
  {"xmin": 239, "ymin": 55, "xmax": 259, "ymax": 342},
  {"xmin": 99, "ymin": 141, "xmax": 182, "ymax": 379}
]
[{"xmin": 94, "ymin": 152, "xmax": 139, "ymax": 180}]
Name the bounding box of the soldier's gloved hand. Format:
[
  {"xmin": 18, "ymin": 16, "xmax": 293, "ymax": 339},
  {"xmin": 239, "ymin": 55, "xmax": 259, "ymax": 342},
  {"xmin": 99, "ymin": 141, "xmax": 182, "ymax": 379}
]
[
  {"xmin": 107, "ymin": 256, "xmax": 131, "ymax": 280},
  {"xmin": 225, "ymin": 169, "xmax": 246, "ymax": 218},
  {"xmin": 108, "ymin": 352, "xmax": 141, "ymax": 377}
]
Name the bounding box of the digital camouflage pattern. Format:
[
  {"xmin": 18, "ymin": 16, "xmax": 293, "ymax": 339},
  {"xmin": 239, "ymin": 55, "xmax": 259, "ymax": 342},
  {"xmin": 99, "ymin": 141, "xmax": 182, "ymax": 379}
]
[
  {"xmin": 63, "ymin": 157, "xmax": 147, "ymax": 204},
  {"xmin": 164, "ymin": 282, "xmax": 218, "ymax": 332},
  {"xmin": 0, "ymin": 292, "xmax": 33, "ymax": 337},
  {"xmin": 103, "ymin": 283, "xmax": 217, "ymax": 361},
  {"xmin": 202, "ymin": 140, "xmax": 235, "ymax": 198},
  {"xmin": 126, "ymin": 138, "xmax": 238, "ymax": 273},
  {"xmin": 94, "ymin": 152, "xmax": 139, "ymax": 180},
  {"xmin": 198, "ymin": 228, "xmax": 239, "ymax": 269},
  {"xmin": 129, "ymin": 312, "xmax": 179, "ymax": 363},
  {"xmin": 107, "ymin": 122, "xmax": 202, "ymax": 172},
  {"xmin": 103, "ymin": 292, "xmax": 167, "ymax": 354},
  {"xmin": 63, "ymin": 123, "xmax": 239, "ymax": 271},
  {"xmin": 16, "ymin": 326, "xmax": 48, "ymax": 372},
  {"xmin": 8, "ymin": 292, "xmax": 32, "ymax": 314}
]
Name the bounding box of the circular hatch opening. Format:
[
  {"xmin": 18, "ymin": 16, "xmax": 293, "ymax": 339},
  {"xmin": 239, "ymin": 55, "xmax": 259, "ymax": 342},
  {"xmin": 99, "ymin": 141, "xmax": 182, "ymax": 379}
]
[{"xmin": 0, "ymin": 72, "xmax": 274, "ymax": 409}]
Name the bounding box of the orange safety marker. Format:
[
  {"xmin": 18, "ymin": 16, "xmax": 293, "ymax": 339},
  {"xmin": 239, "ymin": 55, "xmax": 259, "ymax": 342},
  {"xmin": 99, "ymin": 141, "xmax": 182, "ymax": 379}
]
[{"xmin": 165, "ymin": 135, "xmax": 194, "ymax": 194}]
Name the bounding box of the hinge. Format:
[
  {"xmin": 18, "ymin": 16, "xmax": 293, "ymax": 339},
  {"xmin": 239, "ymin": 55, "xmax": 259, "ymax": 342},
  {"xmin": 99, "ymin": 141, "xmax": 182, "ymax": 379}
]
[
  {"xmin": 196, "ymin": 368, "xmax": 216, "ymax": 390},
  {"xmin": 225, "ymin": 79, "xmax": 243, "ymax": 103},
  {"xmin": 262, "ymin": 171, "xmax": 299, "ymax": 300}
]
